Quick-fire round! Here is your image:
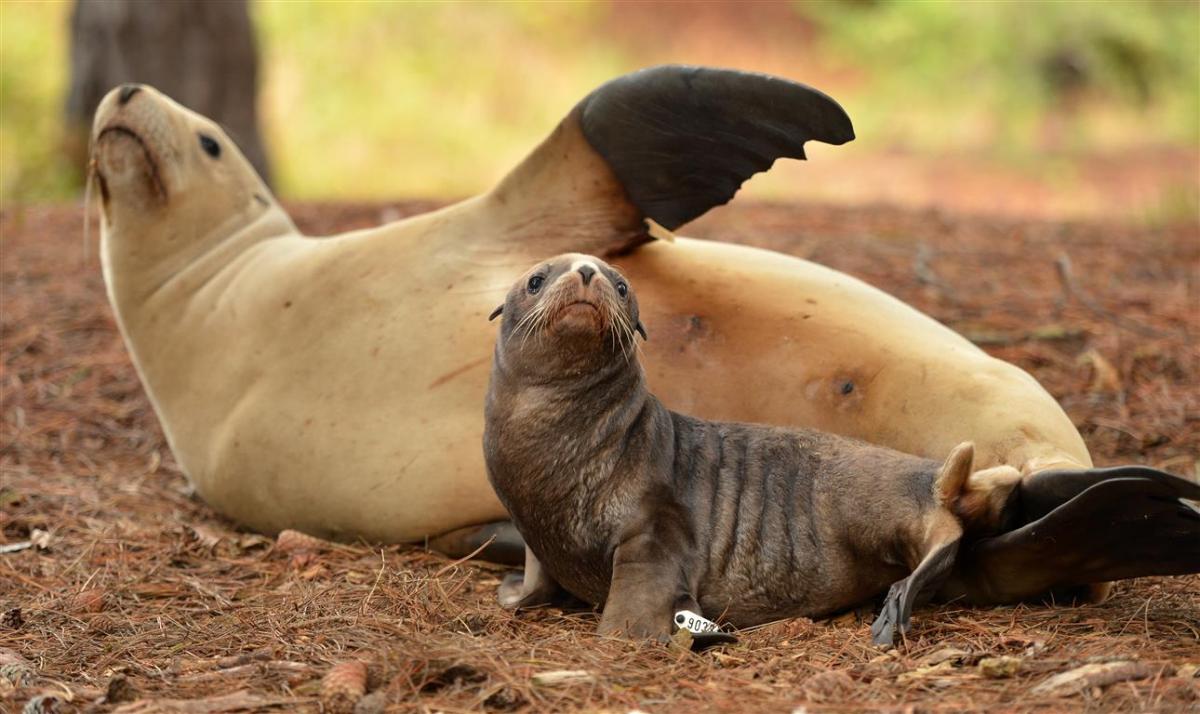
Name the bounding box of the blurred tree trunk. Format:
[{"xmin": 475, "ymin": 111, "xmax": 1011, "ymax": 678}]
[{"xmin": 64, "ymin": 0, "xmax": 271, "ymax": 184}]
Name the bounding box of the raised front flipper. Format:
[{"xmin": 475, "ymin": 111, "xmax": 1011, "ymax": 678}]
[
  {"xmin": 946, "ymin": 473, "xmax": 1200, "ymax": 604},
  {"xmin": 493, "ymin": 65, "xmax": 854, "ymax": 257}
]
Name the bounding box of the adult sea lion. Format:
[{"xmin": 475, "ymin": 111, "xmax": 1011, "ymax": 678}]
[
  {"xmin": 92, "ymin": 67, "xmax": 1197, "ymax": 602},
  {"xmin": 482, "ymin": 255, "xmax": 1200, "ymax": 642}
]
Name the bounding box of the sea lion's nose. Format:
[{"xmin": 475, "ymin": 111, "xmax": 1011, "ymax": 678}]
[
  {"xmin": 118, "ymin": 84, "xmax": 142, "ymax": 105},
  {"xmin": 577, "ymin": 265, "xmax": 596, "ymax": 285}
]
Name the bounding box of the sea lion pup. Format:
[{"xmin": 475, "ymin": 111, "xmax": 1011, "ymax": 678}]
[{"xmin": 484, "ymin": 254, "xmax": 982, "ymax": 645}]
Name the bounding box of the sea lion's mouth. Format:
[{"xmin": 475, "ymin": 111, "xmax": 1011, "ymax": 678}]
[
  {"xmin": 564, "ymin": 300, "xmax": 601, "ymax": 314},
  {"xmin": 93, "ymin": 124, "xmax": 168, "ymax": 205},
  {"xmin": 548, "ymin": 297, "xmax": 606, "ymax": 334}
]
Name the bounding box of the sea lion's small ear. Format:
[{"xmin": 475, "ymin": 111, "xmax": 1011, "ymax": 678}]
[
  {"xmin": 636, "ymin": 321, "xmax": 648, "ymax": 341},
  {"xmin": 489, "ymin": 305, "xmax": 504, "ymax": 321}
]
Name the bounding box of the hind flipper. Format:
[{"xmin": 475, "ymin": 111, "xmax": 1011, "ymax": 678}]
[
  {"xmin": 1019, "ymin": 465, "xmax": 1200, "ymax": 522},
  {"xmin": 426, "ymin": 520, "xmax": 526, "ymax": 566},
  {"xmin": 945, "ymin": 475, "xmax": 1200, "ymax": 604},
  {"xmin": 493, "ymin": 65, "xmax": 854, "ymax": 257},
  {"xmin": 578, "ymin": 65, "xmax": 855, "ymax": 232},
  {"xmin": 871, "ymin": 537, "xmax": 960, "ymax": 646}
]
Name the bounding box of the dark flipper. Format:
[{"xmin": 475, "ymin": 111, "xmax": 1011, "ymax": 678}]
[
  {"xmin": 426, "ymin": 520, "xmax": 526, "ymax": 566},
  {"xmin": 494, "ymin": 65, "xmax": 854, "ymax": 258},
  {"xmin": 1019, "ymin": 465, "xmax": 1200, "ymax": 523},
  {"xmin": 871, "ymin": 539, "xmax": 960, "ymax": 646},
  {"xmin": 579, "ymin": 65, "xmax": 855, "ymax": 231},
  {"xmin": 947, "ymin": 471, "xmax": 1200, "ymax": 604}
]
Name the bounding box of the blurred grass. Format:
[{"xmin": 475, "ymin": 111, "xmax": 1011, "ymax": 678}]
[
  {"xmin": 1, "ymin": 0, "xmax": 1197, "ymax": 207},
  {"xmin": 1, "ymin": 0, "xmax": 74, "ymax": 203},
  {"xmin": 807, "ymin": 0, "xmax": 1200, "ymax": 153},
  {"xmin": 255, "ymin": 1, "xmax": 624, "ymax": 199}
]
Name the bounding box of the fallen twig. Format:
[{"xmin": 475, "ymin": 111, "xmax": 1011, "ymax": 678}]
[{"xmin": 1055, "ymin": 253, "xmax": 1179, "ymax": 339}]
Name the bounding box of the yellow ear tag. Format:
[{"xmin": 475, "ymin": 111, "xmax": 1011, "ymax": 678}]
[{"xmin": 645, "ymin": 218, "xmax": 676, "ymax": 243}]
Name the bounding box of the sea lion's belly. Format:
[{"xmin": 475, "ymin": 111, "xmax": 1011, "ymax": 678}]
[
  {"xmin": 619, "ymin": 238, "xmax": 1090, "ymax": 472},
  {"xmin": 672, "ymin": 417, "xmax": 919, "ymax": 625},
  {"xmin": 136, "ymin": 230, "xmax": 514, "ymax": 541}
]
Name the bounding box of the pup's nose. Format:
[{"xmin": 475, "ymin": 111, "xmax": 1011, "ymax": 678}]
[
  {"xmin": 577, "ymin": 265, "xmax": 596, "ymax": 285},
  {"xmin": 118, "ymin": 84, "xmax": 142, "ymax": 105}
]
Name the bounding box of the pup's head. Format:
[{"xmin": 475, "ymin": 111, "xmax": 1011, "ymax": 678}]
[
  {"xmin": 89, "ymin": 83, "xmax": 274, "ymax": 260},
  {"xmin": 490, "ymin": 253, "xmax": 646, "ymax": 373}
]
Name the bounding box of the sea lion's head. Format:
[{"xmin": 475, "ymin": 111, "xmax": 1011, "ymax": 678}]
[
  {"xmin": 89, "ymin": 83, "xmax": 274, "ymax": 253},
  {"xmin": 491, "ymin": 253, "xmax": 647, "ymax": 375}
]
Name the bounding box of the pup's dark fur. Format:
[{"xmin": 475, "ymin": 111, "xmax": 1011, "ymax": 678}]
[{"xmin": 483, "ymin": 253, "xmax": 972, "ymax": 644}]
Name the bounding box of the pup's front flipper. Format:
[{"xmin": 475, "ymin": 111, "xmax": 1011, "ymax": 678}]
[
  {"xmin": 498, "ymin": 547, "xmax": 572, "ymax": 610},
  {"xmin": 950, "ymin": 471, "xmax": 1200, "ymax": 604},
  {"xmin": 598, "ymin": 531, "xmax": 691, "ymax": 643},
  {"xmin": 871, "ymin": 537, "xmax": 961, "ymax": 646}
]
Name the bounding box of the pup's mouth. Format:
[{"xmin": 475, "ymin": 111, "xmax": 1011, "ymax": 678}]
[
  {"xmin": 548, "ymin": 296, "xmax": 607, "ymax": 334},
  {"xmin": 563, "ymin": 300, "xmax": 601, "ymax": 314},
  {"xmin": 91, "ymin": 124, "xmax": 167, "ymax": 205}
]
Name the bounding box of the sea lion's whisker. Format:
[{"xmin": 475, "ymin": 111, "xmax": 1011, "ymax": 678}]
[
  {"xmin": 530, "ymin": 289, "xmax": 567, "ymax": 341},
  {"xmin": 517, "ymin": 302, "xmax": 548, "ymax": 346},
  {"xmin": 601, "ymin": 294, "xmax": 624, "ymax": 353},
  {"xmin": 615, "ymin": 313, "xmax": 633, "ymax": 361},
  {"xmin": 515, "ymin": 303, "xmax": 541, "ymax": 332},
  {"xmin": 600, "ymin": 292, "xmax": 625, "ymax": 356},
  {"xmin": 612, "ymin": 316, "xmax": 627, "ymax": 359},
  {"xmin": 608, "ymin": 296, "xmax": 636, "ymax": 362},
  {"xmin": 83, "ymin": 158, "xmax": 98, "ymax": 264}
]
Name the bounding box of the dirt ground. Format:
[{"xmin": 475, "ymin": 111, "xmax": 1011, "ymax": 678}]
[{"xmin": 2, "ymin": 201, "xmax": 1198, "ymax": 713}]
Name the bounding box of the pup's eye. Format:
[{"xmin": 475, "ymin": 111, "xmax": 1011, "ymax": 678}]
[
  {"xmin": 527, "ymin": 275, "xmax": 545, "ymax": 293},
  {"xmin": 616, "ymin": 281, "xmax": 629, "ymax": 298},
  {"xmin": 199, "ymin": 134, "xmax": 221, "ymax": 158}
]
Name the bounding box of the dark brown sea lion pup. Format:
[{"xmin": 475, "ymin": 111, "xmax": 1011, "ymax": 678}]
[{"xmin": 484, "ymin": 254, "xmax": 985, "ymax": 645}]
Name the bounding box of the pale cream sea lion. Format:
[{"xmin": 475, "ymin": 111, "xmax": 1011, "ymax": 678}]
[{"xmin": 92, "ymin": 68, "xmax": 1197, "ymax": 603}]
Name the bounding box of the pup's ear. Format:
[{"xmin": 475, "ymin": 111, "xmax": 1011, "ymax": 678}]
[
  {"xmin": 636, "ymin": 321, "xmax": 648, "ymax": 341},
  {"xmin": 488, "ymin": 305, "xmax": 504, "ymax": 321}
]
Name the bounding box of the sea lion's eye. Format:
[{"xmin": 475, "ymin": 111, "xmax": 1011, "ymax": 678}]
[
  {"xmin": 616, "ymin": 281, "xmax": 629, "ymax": 298},
  {"xmin": 527, "ymin": 275, "xmax": 545, "ymax": 294},
  {"xmin": 199, "ymin": 134, "xmax": 221, "ymax": 158}
]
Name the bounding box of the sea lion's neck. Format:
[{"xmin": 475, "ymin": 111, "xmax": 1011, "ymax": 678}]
[
  {"xmin": 486, "ymin": 349, "xmax": 650, "ymax": 502},
  {"xmin": 485, "ymin": 348, "xmax": 657, "ymax": 601},
  {"xmin": 101, "ymin": 203, "xmax": 296, "ymax": 310}
]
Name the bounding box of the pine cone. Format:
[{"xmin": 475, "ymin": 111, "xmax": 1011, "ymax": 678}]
[
  {"xmin": 320, "ymin": 660, "xmax": 367, "ymax": 714},
  {"xmin": 275, "ymin": 529, "xmax": 327, "ymax": 554}
]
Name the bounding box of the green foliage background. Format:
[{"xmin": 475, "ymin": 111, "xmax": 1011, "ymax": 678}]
[
  {"xmin": 1, "ymin": 0, "xmax": 1197, "ymax": 204},
  {"xmin": 808, "ymin": 0, "xmax": 1199, "ymax": 152}
]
